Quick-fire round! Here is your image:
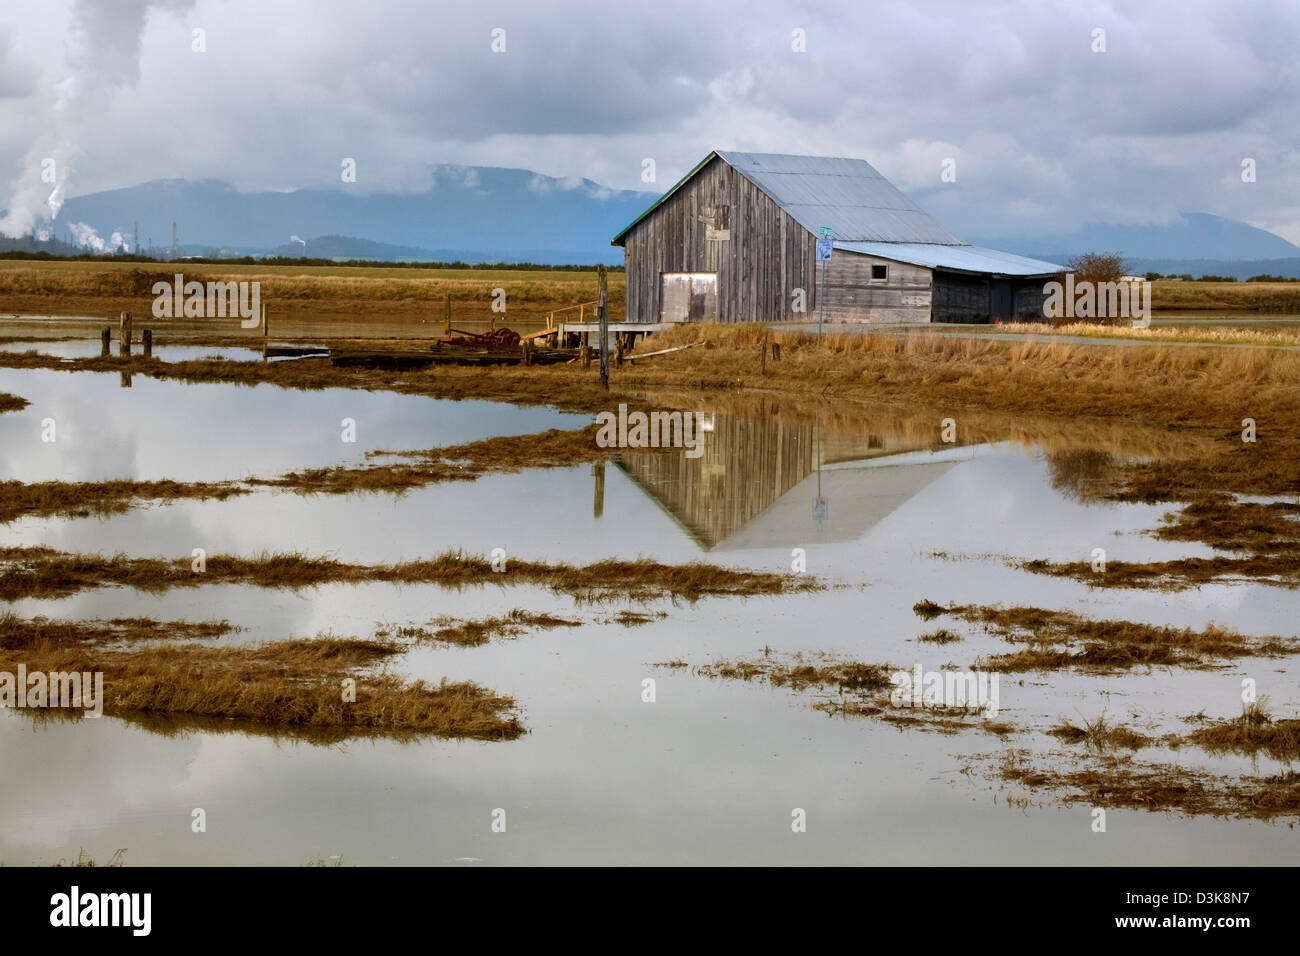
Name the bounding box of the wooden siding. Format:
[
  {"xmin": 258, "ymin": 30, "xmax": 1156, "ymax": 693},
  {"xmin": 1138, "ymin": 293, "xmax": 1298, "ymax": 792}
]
[
  {"xmin": 1011, "ymin": 279, "xmax": 1052, "ymax": 320},
  {"xmin": 933, "ymin": 270, "xmax": 1053, "ymax": 323},
  {"xmin": 620, "ymin": 156, "xmax": 817, "ymax": 324},
  {"xmin": 932, "ymin": 270, "xmax": 992, "ymax": 323},
  {"xmin": 820, "ymin": 252, "xmax": 932, "ymax": 324}
]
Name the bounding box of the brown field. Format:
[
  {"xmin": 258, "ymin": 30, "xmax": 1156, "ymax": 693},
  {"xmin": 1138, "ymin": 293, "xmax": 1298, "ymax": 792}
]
[
  {"xmin": 0, "ymin": 260, "xmax": 625, "ymax": 330},
  {"xmin": 2, "ymin": 261, "xmax": 1298, "ymax": 326},
  {"xmin": 1142, "ymin": 280, "xmax": 1300, "ymax": 313}
]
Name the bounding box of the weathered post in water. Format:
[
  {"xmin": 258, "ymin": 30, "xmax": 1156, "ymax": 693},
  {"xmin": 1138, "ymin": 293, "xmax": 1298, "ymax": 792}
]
[
  {"xmin": 597, "ymin": 265, "xmax": 609, "ymax": 389},
  {"xmin": 444, "ymin": 294, "xmax": 451, "ymax": 334},
  {"xmin": 100, "ymin": 327, "xmax": 111, "ymax": 357},
  {"xmin": 592, "ymin": 460, "xmax": 606, "ymax": 518},
  {"xmin": 262, "ymin": 303, "xmax": 268, "ymax": 338},
  {"xmin": 119, "ymin": 312, "xmax": 132, "ymax": 356},
  {"xmin": 142, "ymin": 328, "xmax": 152, "ymax": 358},
  {"xmin": 761, "ymin": 328, "xmax": 769, "ymax": 375}
]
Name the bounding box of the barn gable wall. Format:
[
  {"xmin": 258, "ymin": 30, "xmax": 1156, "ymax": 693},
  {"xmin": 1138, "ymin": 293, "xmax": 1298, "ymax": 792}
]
[{"xmin": 621, "ymin": 156, "xmax": 816, "ymax": 324}]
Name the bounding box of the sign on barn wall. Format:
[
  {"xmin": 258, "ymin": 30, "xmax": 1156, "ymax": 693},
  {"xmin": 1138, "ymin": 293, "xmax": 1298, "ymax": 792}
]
[{"xmin": 703, "ymin": 205, "xmax": 730, "ymax": 241}]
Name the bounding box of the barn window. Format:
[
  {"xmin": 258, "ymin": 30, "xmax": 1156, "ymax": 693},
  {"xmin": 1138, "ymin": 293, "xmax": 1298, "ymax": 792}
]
[{"xmin": 871, "ymin": 264, "xmax": 888, "ymax": 280}]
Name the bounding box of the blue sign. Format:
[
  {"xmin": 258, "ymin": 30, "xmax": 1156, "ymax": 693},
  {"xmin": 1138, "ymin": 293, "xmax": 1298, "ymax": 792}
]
[{"xmin": 816, "ymin": 239, "xmax": 833, "ymax": 261}]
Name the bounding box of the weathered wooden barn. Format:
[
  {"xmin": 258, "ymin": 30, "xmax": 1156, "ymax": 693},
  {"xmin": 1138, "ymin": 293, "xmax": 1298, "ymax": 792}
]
[{"xmin": 611, "ymin": 150, "xmax": 1062, "ymax": 325}]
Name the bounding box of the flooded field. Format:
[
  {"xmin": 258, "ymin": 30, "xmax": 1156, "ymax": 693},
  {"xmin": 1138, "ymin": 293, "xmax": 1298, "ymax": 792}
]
[{"xmin": 1, "ymin": 329, "xmax": 1297, "ymax": 866}]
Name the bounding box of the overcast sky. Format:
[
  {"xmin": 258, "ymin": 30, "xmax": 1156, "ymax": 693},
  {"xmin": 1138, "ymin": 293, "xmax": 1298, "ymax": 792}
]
[{"xmin": 0, "ymin": 0, "xmax": 1296, "ymax": 241}]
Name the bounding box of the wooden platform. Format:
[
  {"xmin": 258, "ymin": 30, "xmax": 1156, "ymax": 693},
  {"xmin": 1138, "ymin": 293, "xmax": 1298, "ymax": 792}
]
[{"xmin": 560, "ymin": 322, "xmax": 674, "ymax": 334}]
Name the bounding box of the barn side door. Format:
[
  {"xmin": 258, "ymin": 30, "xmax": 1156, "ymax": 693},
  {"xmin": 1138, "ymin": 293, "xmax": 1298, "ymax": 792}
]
[{"xmin": 660, "ymin": 272, "xmax": 719, "ymax": 322}]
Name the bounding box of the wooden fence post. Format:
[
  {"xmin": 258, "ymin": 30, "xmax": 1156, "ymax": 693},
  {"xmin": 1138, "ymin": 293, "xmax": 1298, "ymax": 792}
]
[
  {"xmin": 142, "ymin": 328, "xmax": 152, "ymax": 358},
  {"xmin": 101, "ymin": 327, "xmax": 111, "ymax": 357},
  {"xmin": 119, "ymin": 312, "xmax": 132, "ymax": 356},
  {"xmin": 597, "ymin": 265, "xmax": 609, "ymax": 389},
  {"xmin": 444, "ymin": 294, "xmax": 451, "ymax": 334}
]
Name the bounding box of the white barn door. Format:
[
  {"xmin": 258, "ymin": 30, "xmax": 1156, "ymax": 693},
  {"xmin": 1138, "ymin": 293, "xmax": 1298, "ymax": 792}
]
[{"xmin": 660, "ymin": 272, "xmax": 718, "ymax": 322}]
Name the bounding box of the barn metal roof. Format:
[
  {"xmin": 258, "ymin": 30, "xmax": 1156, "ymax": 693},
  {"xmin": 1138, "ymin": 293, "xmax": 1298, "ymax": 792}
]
[
  {"xmin": 833, "ymin": 240, "xmax": 1063, "ymax": 276},
  {"xmin": 611, "ymin": 150, "xmax": 964, "ymax": 245}
]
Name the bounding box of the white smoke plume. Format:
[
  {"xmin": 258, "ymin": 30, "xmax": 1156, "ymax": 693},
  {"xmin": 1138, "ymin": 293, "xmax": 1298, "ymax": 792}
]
[
  {"xmin": 0, "ymin": 0, "xmax": 192, "ymax": 239},
  {"xmin": 67, "ymin": 220, "xmax": 104, "ymax": 251}
]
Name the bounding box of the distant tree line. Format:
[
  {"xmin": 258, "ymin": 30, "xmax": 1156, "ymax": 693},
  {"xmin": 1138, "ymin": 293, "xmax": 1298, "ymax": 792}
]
[
  {"xmin": 1139, "ymin": 272, "xmax": 1299, "ymax": 283},
  {"xmin": 1062, "ymin": 254, "xmax": 1297, "ymax": 283}
]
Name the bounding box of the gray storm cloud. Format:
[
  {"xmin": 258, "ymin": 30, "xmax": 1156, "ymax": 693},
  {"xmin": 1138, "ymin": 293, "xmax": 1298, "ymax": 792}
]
[{"xmin": 0, "ymin": 0, "xmax": 1296, "ymax": 242}]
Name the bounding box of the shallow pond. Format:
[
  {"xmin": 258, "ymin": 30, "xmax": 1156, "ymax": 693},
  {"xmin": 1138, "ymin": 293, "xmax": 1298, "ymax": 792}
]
[
  {"xmin": 1, "ymin": 366, "xmax": 1298, "ymax": 865},
  {"xmin": 0, "ymin": 366, "xmax": 586, "ymax": 482}
]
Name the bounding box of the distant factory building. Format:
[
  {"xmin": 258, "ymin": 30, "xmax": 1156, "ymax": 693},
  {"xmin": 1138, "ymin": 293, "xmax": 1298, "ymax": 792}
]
[{"xmin": 611, "ymin": 150, "xmax": 1062, "ymax": 325}]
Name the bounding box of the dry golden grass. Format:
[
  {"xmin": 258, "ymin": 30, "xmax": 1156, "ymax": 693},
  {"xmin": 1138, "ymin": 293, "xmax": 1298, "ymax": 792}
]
[
  {"xmin": 1183, "ymin": 702, "xmax": 1300, "ymax": 761},
  {"xmin": 1020, "ymin": 554, "xmax": 1300, "ymax": 591},
  {"xmin": 917, "ymin": 601, "xmax": 1296, "ymax": 670},
  {"xmin": 0, "ymin": 478, "xmax": 248, "ymax": 524},
  {"xmin": 258, "ymin": 426, "xmax": 604, "ymax": 493},
  {"xmin": 397, "ymin": 609, "xmax": 581, "ymax": 647},
  {"xmin": 45, "ymin": 848, "xmax": 128, "ymax": 868},
  {"xmin": 0, "ymin": 613, "xmax": 523, "ymax": 740},
  {"xmin": 0, "ymin": 611, "xmax": 236, "ymax": 647},
  {"xmin": 607, "ymin": 609, "xmax": 668, "ymax": 627},
  {"xmin": 0, "ymin": 392, "xmax": 27, "ymax": 414},
  {"xmin": 985, "ymin": 319, "xmax": 1300, "ymax": 347},
  {"xmin": 0, "ymin": 426, "xmax": 608, "ymax": 523},
  {"xmin": 999, "ymin": 750, "xmax": 1300, "ymax": 819},
  {"xmin": 690, "ymin": 650, "xmax": 1008, "ymax": 735},
  {"xmin": 0, "ymin": 545, "xmax": 818, "ymax": 602},
  {"xmin": 1048, "ymin": 715, "xmax": 1151, "ymax": 751},
  {"xmin": 695, "ymin": 654, "xmax": 893, "ymax": 693}
]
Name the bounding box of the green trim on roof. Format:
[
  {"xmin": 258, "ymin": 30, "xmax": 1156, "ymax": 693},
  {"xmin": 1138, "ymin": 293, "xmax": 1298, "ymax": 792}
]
[{"xmin": 610, "ymin": 151, "xmax": 720, "ymax": 246}]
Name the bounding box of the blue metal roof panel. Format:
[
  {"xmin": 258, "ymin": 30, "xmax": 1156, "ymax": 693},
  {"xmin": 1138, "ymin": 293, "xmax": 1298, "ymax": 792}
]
[
  {"xmin": 833, "ymin": 241, "xmax": 1063, "ymax": 276},
  {"xmin": 716, "ymin": 151, "xmax": 963, "ymax": 244}
]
